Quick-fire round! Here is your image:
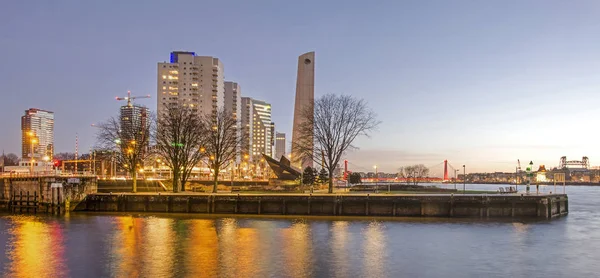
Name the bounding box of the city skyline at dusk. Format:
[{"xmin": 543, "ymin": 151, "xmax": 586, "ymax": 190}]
[{"xmin": 2, "ymin": 1, "xmax": 600, "ymax": 173}]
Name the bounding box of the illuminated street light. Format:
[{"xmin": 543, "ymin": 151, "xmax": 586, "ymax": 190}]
[
  {"xmin": 462, "ymin": 165, "xmax": 466, "ymax": 194},
  {"xmin": 28, "ymin": 134, "xmax": 38, "ymax": 175},
  {"xmin": 43, "ymin": 155, "xmax": 50, "ymax": 174},
  {"xmin": 374, "ymin": 165, "xmax": 378, "ymax": 192}
]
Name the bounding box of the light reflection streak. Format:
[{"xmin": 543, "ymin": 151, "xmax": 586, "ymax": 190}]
[
  {"xmin": 5, "ymin": 216, "xmax": 67, "ymax": 278},
  {"xmin": 141, "ymin": 217, "xmax": 175, "ymax": 278},
  {"xmin": 217, "ymin": 218, "xmax": 239, "ymax": 277},
  {"xmin": 112, "ymin": 216, "xmax": 143, "ymax": 277},
  {"xmin": 362, "ymin": 221, "xmax": 385, "ymax": 278},
  {"xmin": 331, "ymin": 221, "xmax": 350, "ymax": 278},
  {"xmin": 282, "ymin": 221, "xmax": 312, "ymax": 277},
  {"xmin": 185, "ymin": 220, "xmax": 218, "ymax": 277},
  {"xmin": 218, "ymin": 218, "xmax": 266, "ymax": 277}
]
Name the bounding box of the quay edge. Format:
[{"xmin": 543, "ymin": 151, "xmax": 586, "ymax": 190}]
[{"xmin": 74, "ymin": 193, "xmax": 568, "ymax": 219}]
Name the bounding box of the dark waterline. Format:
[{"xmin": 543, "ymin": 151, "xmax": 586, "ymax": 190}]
[{"xmin": 0, "ymin": 184, "xmax": 597, "ymax": 277}]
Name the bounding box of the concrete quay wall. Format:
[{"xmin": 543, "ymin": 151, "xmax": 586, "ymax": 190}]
[{"xmin": 76, "ymin": 193, "xmax": 568, "ymax": 219}]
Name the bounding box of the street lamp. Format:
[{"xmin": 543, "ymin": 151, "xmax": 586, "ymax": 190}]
[
  {"xmin": 43, "ymin": 155, "xmax": 50, "ymax": 174},
  {"xmin": 30, "ymin": 137, "xmax": 38, "ymax": 175},
  {"xmin": 374, "ymin": 165, "xmax": 378, "ymax": 192},
  {"xmin": 454, "ymin": 169, "xmax": 459, "ymax": 190},
  {"xmin": 462, "ymin": 165, "xmax": 466, "ymax": 194}
]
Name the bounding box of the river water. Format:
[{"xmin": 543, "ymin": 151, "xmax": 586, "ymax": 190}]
[{"xmin": 0, "ymin": 184, "xmax": 597, "ymax": 278}]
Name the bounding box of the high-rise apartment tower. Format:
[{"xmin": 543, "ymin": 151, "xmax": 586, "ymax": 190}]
[
  {"xmin": 241, "ymin": 97, "xmax": 273, "ymax": 161},
  {"xmin": 157, "ymin": 51, "xmax": 224, "ymax": 118},
  {"xmin": 21, "ymin": 108, "xmax": 54, "ymax": 160}
]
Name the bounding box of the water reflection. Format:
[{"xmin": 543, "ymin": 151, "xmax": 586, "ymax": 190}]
[
  {"xmin": 362, "ymin": 221, "xmax": 386, "ymax": 278},
  {"xmin": 281, "ymin": 220, "xmax": 312, "ymax": 277},
  {"xmin": 141, "ymin": 217, "xmax": 175, "ymax": 277},
  {"xmin": 111, "ymin": 216, "xmax": 143, "ymax": 277},
  {"xmin": 0, "ymin": 186, "xmax": 598, "ymax": 278},
  {"xmin": 185, "ymin": 220, "xmax": 218, "ymax": 277},
  {"xmin": 5, "ymin": 216, "xmax": 67, "ymax": 277},
  {"xmin": 331, "ymin": 221, "xmax": 350, "ymax": 278}
]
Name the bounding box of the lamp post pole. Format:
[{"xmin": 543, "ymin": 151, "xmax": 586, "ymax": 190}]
[
  {"xmin": 374, "ymin": 165, "xmax": 378, "ymax": 193},
  {"xmin": 30, "ymin": 138, "xmax": 37, "ymax": 176},
  {"xmin": 526, "ymin": 161, "xmax": 533, "ymax": 194},
  {"xmin": 462, "ymin": 165, "xmax": 466, "ymax": 194},
  {"xmin": 454, "ymin": 169, "xmax": 458, "ymax": 190},
  {"xmin": 43, "ymin": 156, "xmax": 49, "ymax": 174},
  {"xmin": 30, "ymin": 140, "xmax": 34, "ymax": 175}
]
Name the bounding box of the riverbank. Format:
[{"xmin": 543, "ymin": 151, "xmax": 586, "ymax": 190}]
[{"xmin": 74, "ymin": 192, "xmax": 568, "ymax": 219}]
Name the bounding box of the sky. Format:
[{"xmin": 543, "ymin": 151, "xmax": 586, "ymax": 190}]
[{"xmin": 1, "ymin": 0, "xmax": 600, "ymax": 174}]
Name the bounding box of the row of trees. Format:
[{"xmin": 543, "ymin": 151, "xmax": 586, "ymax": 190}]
[
  {"xmin": 398, "ymin": 164, "xmax": 430, "ymax": 185},
  {"xmin": 302, "ymin": 166, "xmax": 364, "ymax": 185},
  {"xmin": 95, "ymin": 93, "xmax": 380, "ymax": 194},
  {"xmin": 96, "ymin": 107, "xmax": 242, "ymax": 193}
]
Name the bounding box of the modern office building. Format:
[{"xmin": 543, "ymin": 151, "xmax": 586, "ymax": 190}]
[
  {"xmin": 21, "ymin": 108, "xmax": 54, "ymax": 160},
  {"xmin": 157, "ymin": 51, "xmax": 224, "ymax": 119},
  {"xmin": 241, "ymin": 97, "xmax": 273, "ymax": 161},
  {"xmin": 275, "ymin": 132, "xmax": 286, "ymax": 160},
  {"xmin": 291, "ymin": 51, "xmax": 315, "ymax": 169},
  {"xmin": 224, "ymin": 81, "xmax": 242, "ymax": 163}
]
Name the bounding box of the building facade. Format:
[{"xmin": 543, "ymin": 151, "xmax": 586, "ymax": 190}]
[
  {"xmin": 241, "ymin": 97, "xmax": 273, "ymax": 161},
  {"xmin": 291, "ymin": 51, "xmax": 315, "ymax": 169},
  {"xmin": 157, "ymin": 51, "xmax": 224, "ymax": 119},
  {"xmin": 119, "ymin": 104, "xmax": 150, "ymax": 145},
  {"xmin": 21, "ymin": 108, "xmax": 54, "ymax": 159},
  {"xmin": 270, "ymin": 122, "xmax": 275, "ymax": 157},
  {"xmin": 275, "ymin": 132, "xmax": 286, "ymax": 160},
  {"xmin": 224, "ymin": 81, "xmax": 242, "ymax": 163}
]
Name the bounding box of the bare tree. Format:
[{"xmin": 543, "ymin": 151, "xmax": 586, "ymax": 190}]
[
  {"xmin": 96, "ymin": 112, "xmax": 152, "ymax": 193},
  {"xmin": 54, "ymin": 152, "xmax": 76, "ymax": 160},
  {"xmin": 202, "ymin": 109, "xmax": 245, "ymax": 193},
  {"xmin": 154, "ymin": 107, "xmax": 206, "ymax": 192},
  {"xmin": 1, "ymin": 153, "xmax": 19, "ymax": 166},
  {"xmin": 293, "ymin": 94, "xmax": 380, "ymax": 193},
  {"xmin": 398, "ymin": 164, "xmax": 429, "ymax": 186}
]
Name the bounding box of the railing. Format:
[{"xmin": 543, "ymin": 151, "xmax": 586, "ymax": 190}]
[{"xmin": 1, "ymin": 172, "xmax": 97, "ymax": 178}]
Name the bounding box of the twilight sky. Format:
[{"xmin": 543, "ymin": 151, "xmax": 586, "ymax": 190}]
[{"xmin": 2, "ymin": 0, "xmax": 600, "ymax": 174}]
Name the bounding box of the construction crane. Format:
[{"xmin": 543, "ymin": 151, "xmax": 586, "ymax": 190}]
[{"xmin": 116, "ymin": 90, "xmax": 150, "ymax": 107}]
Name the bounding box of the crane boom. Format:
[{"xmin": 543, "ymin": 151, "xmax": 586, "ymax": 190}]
[{"xmin": 116, "ymin": 90, "xmax": 151, "ymax": 107}]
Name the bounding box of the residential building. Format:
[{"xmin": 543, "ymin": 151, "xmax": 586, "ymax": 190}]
[
  {"xmin": 120, "ymin": 104, "xmax": 150, "ymax": 145},
  {"xmin": 241, "ymin": 97, "xmax": 273, "ymax": 161},
  {"xmin": 291, "ymin": 51, "xmax": 315, "ymax": 169},
  {"xmin": 157, "ymin": 51, "xmax": 224, "ymax": 119},
  {"xmin": 275, "ymin": 132, "xmax": 286, "ymax": 160},
  {"xmin": 224, "ymin": 81, "xmax": 242, "ymax": 163},
  {"xmin": 21, "ymin": 108, "xmax": 54, "ymax": 160}
]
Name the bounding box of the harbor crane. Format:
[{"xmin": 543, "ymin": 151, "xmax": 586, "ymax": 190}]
[{"xmin": 116, "ymin": 90, "xmax": 150, "ymax": 107}]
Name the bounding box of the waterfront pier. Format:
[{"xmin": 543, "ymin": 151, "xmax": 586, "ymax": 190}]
[{"xmin": 75, "ymin": 192, "xmax": 568, "ymax": 219}]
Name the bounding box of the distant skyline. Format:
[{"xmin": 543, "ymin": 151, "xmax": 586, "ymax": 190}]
[{"xmin": 2, "ymin": 1, "xmax": 600, "ymax": 173}]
